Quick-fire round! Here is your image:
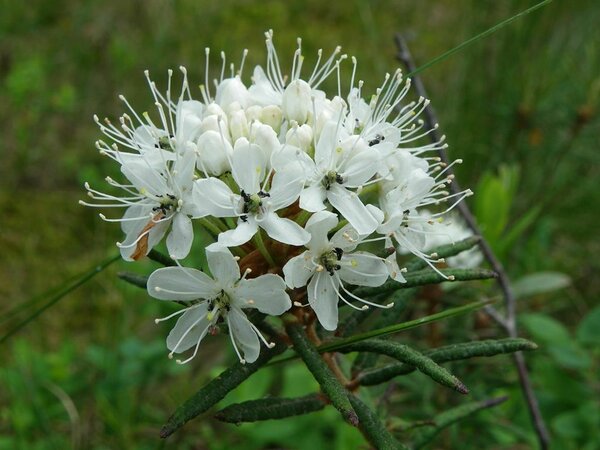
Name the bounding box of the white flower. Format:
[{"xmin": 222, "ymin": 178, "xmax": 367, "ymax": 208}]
[
  {"xmin": 283, "ymin": 211, "xmax": 392, "ymax": 330},
  {"xmin": 148, "ymin": 244, "xmax": 291, "ymax": 364},
  {"xmin": 81, "ymin": 149, "xmax": 201, "ymax": 261},
  {"xmin": 296, "ymin": 121, "xmax": 383, "ymax": 235},
  {"xmin": 194, "ymin": 138, "xmax": 310, "ymax": 247}
]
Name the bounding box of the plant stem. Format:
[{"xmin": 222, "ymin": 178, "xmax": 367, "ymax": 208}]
[{"xmin": 253, "ymin": 230, "xmax": 276, "ymax": 267}]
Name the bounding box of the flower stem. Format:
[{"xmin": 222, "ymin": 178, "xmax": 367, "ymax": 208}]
[{"xmin": 253, "ymin": 230, "xmax": 276, "ymax": 267}]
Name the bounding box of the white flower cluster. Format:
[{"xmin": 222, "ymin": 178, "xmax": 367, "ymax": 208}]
[{"xmin": 82, "ymin": 31, "xmax": 471, "ymax": 364}]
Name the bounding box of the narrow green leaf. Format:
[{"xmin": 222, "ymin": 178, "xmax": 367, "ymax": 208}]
[
  {"xmin": 408, "ymin": 0, "xmax": 552, "ymax": 76},
  {"xmin": 148, "ymin": 249, "xmax": 176, "ymax": 266},
  {"xmin": 341, "ymin": 340, "xmax": 468, "ymax": 394},
  {"xmin": 214, "ymin": 393, "xmax": 326, "ymax": 423},
  {"xmin": 117, "ymin": 272, "xmax": 148, "ymax": 289},
  {"xmin": 404, "ymin": 236, "xmax": 481, "ymax": 273},
  {"xmin": 358, "ymin": 338, "xmax": 537, "ymax": 386},
  {"xmin": 348, "ymin": 394, "xmax": 407, "ymax": 450},
  {"xmin": 270, "ymin": 299, "xmax": 494, "ymax": 366},
  {"xmin": 160, "ymin": 341, "xmax": 287, "ymax": 438},
  {"xmin": 412, "ymin": 397, "xmax": 508, "ymax": 449},
  {"xmin": 285, "ymin": 320, "xmax": 358, "ymax": 427},
  {"xmin": 351, "ymin": 288, "xmax": 416, "ymax": 375},
  {"xmin": 321, "ymin": 299, "xmax": 493, "ymax": 353},
  {"xmin": 0, "ymin": 254, "xmax": 120, "ymax": 344},
  {"xmin": 353, "ymin": 268, "xmax": 497, "ymax": 298}
]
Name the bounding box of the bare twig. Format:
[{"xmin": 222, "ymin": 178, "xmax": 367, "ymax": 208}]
[{"xmin": 394, "ymin": 33, "xmax": 550, "ymax": 449}]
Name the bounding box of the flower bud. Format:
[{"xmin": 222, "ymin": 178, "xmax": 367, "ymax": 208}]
[
  {"xmin": 229, "ymin": 109, "xmax": 249, "ymax": 142},
  {"xmin": 251, "ymin": 122, "xmax": 280, "ymax": 162},
  {"xmin": 285, "ymin": 122, "xmax": 313, "ymax": 152},
  {"xmin": 260, "ymin": 105, "xmax": 283, "ymax": 133},
  {"xmin": 215, "ymin": 76, "xmax": 249, "ymax": 110},
  {"xmin": 177, "ymin": 100, "xmax": 204, "ymax": 145},
  {"xmin": 195, "ymin": 130, "xmax": 233, "ymax": 176},
  {"xmin": 245, "ymin": 105, "xmax": 263, "ymax": 123},
  {"xmin": 282, "ymin": 79, "xmax": 311, "ymax": 124}
]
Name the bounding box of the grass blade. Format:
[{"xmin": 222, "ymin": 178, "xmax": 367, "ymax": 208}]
[
  {"xmin": 0, "ymin": 254, "xmax": 120, "ymax": 344},
  {"xmin": 408, "ymin": 0, "xmax": 552, "ymax": 76}
]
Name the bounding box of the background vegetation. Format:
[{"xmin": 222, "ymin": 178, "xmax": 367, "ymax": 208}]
[{"xmin": 1, "ymin": 0, "xmax": 598, "ymax": 448}]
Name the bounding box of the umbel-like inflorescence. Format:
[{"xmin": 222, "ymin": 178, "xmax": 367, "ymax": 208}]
[{"xmin": 81, "ymin": 30, "xmax": 472, "ymax": 364}]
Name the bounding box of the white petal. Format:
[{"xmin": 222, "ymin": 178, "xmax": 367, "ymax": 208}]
[
  {"xmin": 218, "ymin": 219, "xmax": 258, "ymax": 247},
  {"xmin": 206, "ymin": 244, "xmax": 240, "ymax": 286},
  {"xmin": 299, "ymin": 184, "xmax": 327, "ymax": 212},
  {"xmin": 259, "ymin": 212, "xmax": 310, "ymax": 246},
  {"xmin": 227, "ymin": 308, "xmax": 260, "ymax": 363},
  {"xmin": 340, "ymin": 149, "xmax": 380, "ymax": 187},
  {"xmin": 282, "ymin": 252, "xmax": 316, "ymax": 289},
  {"xmin": 248, "ymin": 66, "xmax": 282, "ymax": 106},
  {"xmin": 193, "ymin": 177, "xmax": 237, "ymax": 217},
  {"xmin": 327, "ymin": 185, "xmax": 378, "ymax": 235},
  {"xmin": 268, "ymin": 164, "xmax": 305, "ymax": 210},
  {"xmin": 195, "ymin": 130, "xmax": 233, "ymax": 176},
  {"xmin": 308, "ymin": 272, "xmax": 340, "ymax": 331},
  {"xmin": 330, "ymin": 223, "xmax": 361, "ymax": 252},
  {"xmin": 148, "ymin": 267, "xmax": 217, "ymax": 301},
  {"xmin": 305, "ymin": 210, "xmax": 338, "ymax": 252},
  {"xmin": 166, "ymin": 213, "xmax": 193, "ymax": 260},
  {"xmin": 234, "ymin": 274, "xmax": 291, "ymax": 315},
  {"xmin": 120, "ymin": 204, "xmax": 151, "ymax": 234},
  {"xmin": 385, "ymin": 252, "xmax": 407, "ymax": 283},
  {"xmin": 121, "ymin": 160, "xmax": 169, "ymax": 196},
  {"xmin": 271, "ymin": 144, "xmax": 314, "ymax": 173},
  {"xmin": 166, "ymin": 304, "xmax": 211, "ymax": 353},
  {"xmin": 232, "ymin": 139, "xmax": 267, "ymax": 194},
  {"xmin": 338, "ymin": 252, "xmax": 388, "ymax": 287},
  {"xmin": 314, "ymin": 121, "xmax": 339, "ymax": 169}
]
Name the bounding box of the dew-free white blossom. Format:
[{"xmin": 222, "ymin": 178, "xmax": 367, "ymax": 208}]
[
  {"xmin": 83, "ymin": 30, "xmax": 472, "ymax": 358},
  {"xmin": 148, "ymin": 244, "xmax": 291, "ymax": 364},
  {"xmin": 283, "ymin": 211, "xmax": 395, "ymax": 330}
]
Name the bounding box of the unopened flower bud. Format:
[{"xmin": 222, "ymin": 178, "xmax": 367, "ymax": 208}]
[
  {"xmin": 229, "ymin": 109, "xmax": 249, "ymax": 141},
  {"xmin": 260, "ymin": 105, "xmax": 283, "ymax": 133},
  {"xmin": 285, "ymin": 123, "xmax": 313, "ymax": 152},
  {"xmin": 282, "ymin": 79, "xmax": 311, "ymax": 124},
  {"xmin": 216, "ymin": 76, "xmax": 249, "ymax": 109},
  {"xmin": 196, "ymin": 130, "xmax": 232, "ymax": 176}
]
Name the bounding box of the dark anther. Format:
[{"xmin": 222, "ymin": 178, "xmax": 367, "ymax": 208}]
[
  {"xmin": 334, "ymin": 247, "xmax": 344, "ymax": 260},
  {"xmin": 335, "ymin": 174, "xmax": 344, "ymax": 184},
  {"xmin": 368, "ymin": 134, "xmax": 385, "ymax": 146},
  {"xmin": 240, "ymin": 215, "xmax": 248, "ymax": 222},
  {"xmin": 257, "ymin": 191, "xmax": 270, "ymax": 198},
  {"xmin": 240, "ymin": 190, "xmax": 251, "ymax": 202}
]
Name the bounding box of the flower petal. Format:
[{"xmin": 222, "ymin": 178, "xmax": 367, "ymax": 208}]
[
  {"xmin": 259, "ymin": 212, "xmax": 310, "ymax": 246},
  {"xmin": 206, "ymin": 243, "xmax": 240, "ymax": 286},
  {"xmin": 193, "ymin": 177, "xmax": 237, "ymax": 217},
  {"xmin": 231, "ymin": 139, "xmax": 267, "ymax": 194},
  {"xmin": 218, "ymin": 219, "xmax": 258, "ymax": 247},
  {"xmin": 148, "ymin": 267, "xmax": 217, "ymax": 301},
  {"xmin": 235, "ymin": 274, "xmax": 291, "ymax": 315},
  {"xmin": 338, "ymin": 252, "xmax": 388, "ymax": 287},
  {"xmin": 282, "ymin": 251, "xmax": 316, "ymax": 289},
  {"xmin": 166, "ymin": 213, "xmax": 193, "ymax": 260},
  {"xmin": 227, "ymin": 308, "xmax": 260, "ymax": 363},
  {"xmin": 166, "ymin": 304, "xmax": 211, "ymax": 353},
  {"xmin": 327, "ymin": 184, "xmax": 379, "ymax": 235},
  {"xmin": 308, "ymin": 272, "xmax": 340, "ymax": 331},
  {"xmin": 305, "ymin": 210, "xmax": 338, "ymax": 253},
  {"xmin": 299, "ymin": 184, "xmax": 327, "ymax": 212},
  {"xmin": 268, "ymin": 164, "xmax": 305, "ymax": 210}
]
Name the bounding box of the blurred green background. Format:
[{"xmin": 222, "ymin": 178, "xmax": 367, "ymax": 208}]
[{"xmin": 1, "ymin": 0, "xmax": 599, "ymax": 448}]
